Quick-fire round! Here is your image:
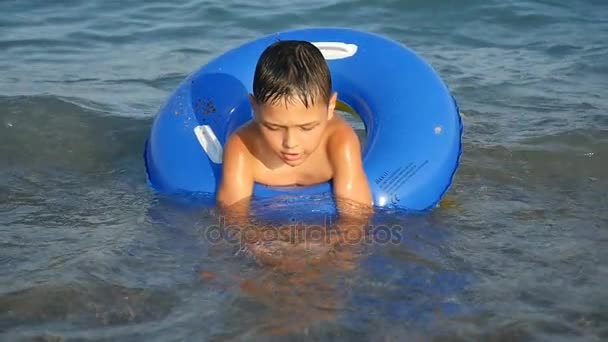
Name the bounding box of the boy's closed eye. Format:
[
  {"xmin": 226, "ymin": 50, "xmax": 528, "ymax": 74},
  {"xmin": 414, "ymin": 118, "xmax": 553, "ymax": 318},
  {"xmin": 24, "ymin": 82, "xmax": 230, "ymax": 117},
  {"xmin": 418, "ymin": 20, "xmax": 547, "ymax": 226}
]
[
  {"xmin": 262, "ymin": 122, "xmax": 319, "ymax": 131},
  {"xmin": 263, "ymin": 124, "xmax": 281, "ymax": 131},
  {"xmin": 299, "ymin": 124, "xmax": 318, "ymax": 131}
]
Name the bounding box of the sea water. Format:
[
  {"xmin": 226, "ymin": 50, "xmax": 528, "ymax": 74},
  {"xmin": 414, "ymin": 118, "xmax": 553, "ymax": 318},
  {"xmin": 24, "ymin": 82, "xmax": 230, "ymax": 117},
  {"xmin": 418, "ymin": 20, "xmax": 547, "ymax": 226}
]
[{"xmin": 1, "ymin": 0, "xmax": 607, "ymax": 340}]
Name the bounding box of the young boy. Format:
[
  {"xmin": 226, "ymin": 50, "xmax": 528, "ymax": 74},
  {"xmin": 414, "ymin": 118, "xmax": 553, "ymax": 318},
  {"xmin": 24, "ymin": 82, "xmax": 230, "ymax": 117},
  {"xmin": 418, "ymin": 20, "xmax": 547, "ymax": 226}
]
[{"xmin": 216, "ymin": 40, "xmax": 373, "ymax": 214}]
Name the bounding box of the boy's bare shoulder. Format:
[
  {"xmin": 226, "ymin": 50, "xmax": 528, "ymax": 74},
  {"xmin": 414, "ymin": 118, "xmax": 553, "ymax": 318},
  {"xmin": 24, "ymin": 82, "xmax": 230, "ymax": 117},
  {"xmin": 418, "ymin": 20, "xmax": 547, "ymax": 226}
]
[
  {"xmin": 325, "ymin": 112, "xmax": 372, "ymax": 207},
  {"xmin": 224, "ymin": 122, "xmax": 257, "ymax": 160},
  {"xmin": 326, "ymin": 114, "xmax": 362, "ymax": 156},
  {"xmin": 217, "ymin": 123, "xmax": 257, "ymax": 207}
]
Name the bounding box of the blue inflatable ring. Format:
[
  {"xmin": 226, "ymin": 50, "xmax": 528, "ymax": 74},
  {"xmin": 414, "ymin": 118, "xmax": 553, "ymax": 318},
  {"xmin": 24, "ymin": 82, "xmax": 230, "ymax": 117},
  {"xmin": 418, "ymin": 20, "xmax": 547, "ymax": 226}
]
[{"xmin": 144, "ymin": 27, "xmax": 462, "ymax": 212}]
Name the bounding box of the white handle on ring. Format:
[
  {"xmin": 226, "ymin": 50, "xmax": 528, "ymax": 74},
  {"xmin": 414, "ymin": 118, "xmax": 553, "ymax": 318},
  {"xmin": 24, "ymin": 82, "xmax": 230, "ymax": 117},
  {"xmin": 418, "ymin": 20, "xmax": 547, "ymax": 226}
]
[
  {"xmin": 311, "ymin": 42, "xmax": 358, "ymax": 60},
  {"xmin": 194, "ymin": 125, "xmax": 223, "ymax": 164}
]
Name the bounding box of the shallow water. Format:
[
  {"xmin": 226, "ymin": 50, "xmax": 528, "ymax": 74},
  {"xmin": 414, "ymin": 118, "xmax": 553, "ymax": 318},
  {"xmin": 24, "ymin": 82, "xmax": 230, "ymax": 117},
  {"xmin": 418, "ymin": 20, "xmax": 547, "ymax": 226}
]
[{"xmin": 1, "ymin": 0, "xmax": 607, "ymax": 340}]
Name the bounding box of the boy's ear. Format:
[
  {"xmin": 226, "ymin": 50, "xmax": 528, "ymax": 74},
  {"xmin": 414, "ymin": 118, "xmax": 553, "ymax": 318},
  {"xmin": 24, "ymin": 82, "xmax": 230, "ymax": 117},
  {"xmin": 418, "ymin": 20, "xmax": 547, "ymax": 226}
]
[
  {"xmin": 248, "ymin": 94, "xmax": 258, "ymax": 118},
  {"xmin": 327, "ymin": 92, "xmax": 338, "ymax": 119}
]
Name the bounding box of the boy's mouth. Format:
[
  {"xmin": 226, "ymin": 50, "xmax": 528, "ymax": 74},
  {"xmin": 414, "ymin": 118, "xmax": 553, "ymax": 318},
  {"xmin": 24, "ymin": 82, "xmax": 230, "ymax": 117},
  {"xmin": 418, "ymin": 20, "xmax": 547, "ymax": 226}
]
[{"xmin": 281, "ymin": 152, "xmax": 303, "ymax": 161}]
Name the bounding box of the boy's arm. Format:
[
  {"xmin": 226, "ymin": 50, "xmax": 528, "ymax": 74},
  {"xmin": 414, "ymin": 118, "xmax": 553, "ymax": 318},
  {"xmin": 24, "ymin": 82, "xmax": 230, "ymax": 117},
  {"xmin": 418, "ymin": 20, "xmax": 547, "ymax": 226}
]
[
  {"xmin": 327, "ymin": 128, "xmax": 373, "ymax": 273},
  {"xmin": 216, "ymin": 133, "xmax": 254, "ymax": 217},
  {"xmin": 328, "ymin": 126, "xmax": 373, "ymax": 214}
]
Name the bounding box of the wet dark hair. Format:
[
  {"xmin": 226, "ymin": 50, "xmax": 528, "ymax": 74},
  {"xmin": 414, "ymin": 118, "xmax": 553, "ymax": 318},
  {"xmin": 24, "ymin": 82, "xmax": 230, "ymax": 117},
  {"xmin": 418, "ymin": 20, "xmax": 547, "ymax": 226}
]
[{"xmin": 252, "ymin": 40, "xmax": 332, "ymax": 107}]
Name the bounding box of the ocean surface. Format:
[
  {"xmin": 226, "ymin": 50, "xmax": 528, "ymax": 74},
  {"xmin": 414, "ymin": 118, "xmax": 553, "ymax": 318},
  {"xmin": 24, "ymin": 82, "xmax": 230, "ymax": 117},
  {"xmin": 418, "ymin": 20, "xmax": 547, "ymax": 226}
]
[{"xmin": 1, "ymin": 0, "xmax": 607, "ymax": 340}]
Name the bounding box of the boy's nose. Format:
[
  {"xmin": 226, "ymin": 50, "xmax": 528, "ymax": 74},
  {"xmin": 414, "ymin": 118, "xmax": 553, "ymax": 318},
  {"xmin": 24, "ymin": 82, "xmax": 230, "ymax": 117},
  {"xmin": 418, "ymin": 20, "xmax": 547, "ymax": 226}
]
[{"xmin": 282, "ymin": 130, "xmax": 298, "ymax": 149}]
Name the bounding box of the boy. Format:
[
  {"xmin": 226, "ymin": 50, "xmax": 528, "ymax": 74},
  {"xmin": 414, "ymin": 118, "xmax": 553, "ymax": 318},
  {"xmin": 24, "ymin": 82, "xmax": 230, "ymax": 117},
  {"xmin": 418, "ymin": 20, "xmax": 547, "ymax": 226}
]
[{"xmin": 216, "ymin": 40, "xmax": 373, "ymax": 214}]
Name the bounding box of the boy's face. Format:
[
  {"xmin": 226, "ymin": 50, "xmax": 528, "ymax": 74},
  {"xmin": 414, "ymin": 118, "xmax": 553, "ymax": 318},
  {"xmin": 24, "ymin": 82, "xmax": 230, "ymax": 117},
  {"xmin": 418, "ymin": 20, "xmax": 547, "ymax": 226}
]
[{"xmin": 251, "ymin": 93, "xmax": 337, "ymax": 167}]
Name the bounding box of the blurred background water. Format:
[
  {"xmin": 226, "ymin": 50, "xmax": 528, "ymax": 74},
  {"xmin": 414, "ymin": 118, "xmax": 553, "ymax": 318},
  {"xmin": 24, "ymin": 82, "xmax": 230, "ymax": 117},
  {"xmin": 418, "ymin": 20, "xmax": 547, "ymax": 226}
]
[{"xmin": 1, "ymin": 0, "xmax": 607, "ymax": 340}]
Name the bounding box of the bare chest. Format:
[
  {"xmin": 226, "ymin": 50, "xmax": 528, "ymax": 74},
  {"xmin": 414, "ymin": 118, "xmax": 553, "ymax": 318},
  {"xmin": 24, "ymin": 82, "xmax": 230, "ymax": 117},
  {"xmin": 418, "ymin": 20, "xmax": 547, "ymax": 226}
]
[{"xmin": 253, "ymin": 152, "xmax": 333, "ymax": 187}]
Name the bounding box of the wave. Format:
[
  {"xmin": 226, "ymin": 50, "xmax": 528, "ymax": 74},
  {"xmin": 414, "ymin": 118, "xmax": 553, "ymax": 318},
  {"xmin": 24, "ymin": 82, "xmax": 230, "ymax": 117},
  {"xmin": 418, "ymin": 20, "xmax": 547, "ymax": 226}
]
[{"xmin": 0, "ymin": 95, "xmax": 150, "ymax": 173}]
